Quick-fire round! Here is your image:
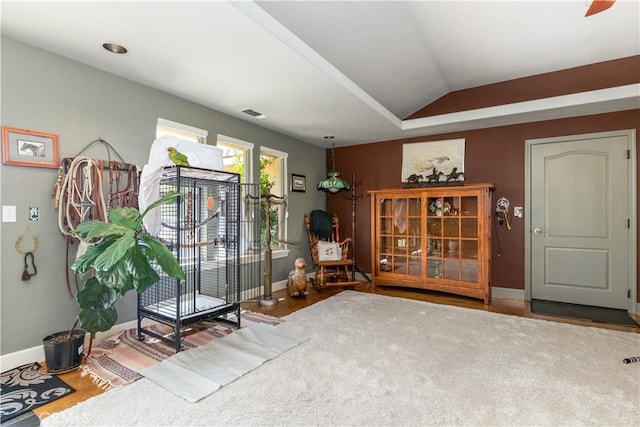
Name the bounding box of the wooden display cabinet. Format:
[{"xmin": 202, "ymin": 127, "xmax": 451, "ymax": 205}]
[{"xmin": 369, "ymin": 184, "xmax": 493, "ymax": 303}]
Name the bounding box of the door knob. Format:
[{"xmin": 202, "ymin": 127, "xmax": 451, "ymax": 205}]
[{"xmin": 533, "ymin": 227, "xmax": 543, "ymax": 235}]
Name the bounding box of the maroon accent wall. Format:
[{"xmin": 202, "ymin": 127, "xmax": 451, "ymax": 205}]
[
  {"xmin": 407, "ymin": 56, "xmax": 640, "ymax": 119},
  {"xmin": 326, "ymin": 110, "xmax": 640, "ymax": 300}
]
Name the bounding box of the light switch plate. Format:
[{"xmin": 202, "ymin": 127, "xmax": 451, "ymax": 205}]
[{"xmin": 2, "ymin": 205, "xmax": 17, "ymax": 222}]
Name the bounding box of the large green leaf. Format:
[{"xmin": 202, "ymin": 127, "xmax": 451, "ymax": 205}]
[
  {"xmin": 71, "ymin": 239, "xmax": 115, "ymax": 275},
  {"xmin": 94, "ymin": 258, "xmax": 132, "ymax": 293},
  {"xmin": 76, "ymin": 277, "xmax": 118, "ymax": 333},
  {"xmin": 77, "ymin": 277, "xmax": 117, "ymax": 310},
  {"xmin": 140, "ymin": 235, "xmax": 185, "ymax": 281},
  {"xmin": 74, "ymin": 221, "xmax": 130, "ymax": 241},
  {"xmin": 92, "ymin": 231, "xmax": 136, "ymax": 271},
  {"xmin": 125, "ymin": 245, "xmax": 161, "ymax": 292},
  {"xmin": 109, "ymin": 207, "xmax": 142, "ymax": 230},
  {"xmin": 78, "ymin": 306, "xmax": 118, "ymax": 333}
]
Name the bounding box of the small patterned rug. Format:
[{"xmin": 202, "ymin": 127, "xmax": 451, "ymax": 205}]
[
  {"xmin": 0, "ymin": 362, "xmax": 75, "ymax": 423},
  {"xmin": 82, "ymin": 311, "xmax": 282, "ymax": 390},
  {"xmin": 531, "ymin": 299, "xmax": 639, "ymax": 327}
]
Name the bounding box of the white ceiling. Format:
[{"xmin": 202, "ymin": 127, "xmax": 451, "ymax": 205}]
[{"xmin": 1, "ymin": 1, "xmax": 639, "ymax": 148}]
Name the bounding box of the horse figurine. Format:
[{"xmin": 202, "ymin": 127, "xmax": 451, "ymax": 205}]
[
  {"xmin": 446, "ymin": 167, "xmax": 464, "ymax": 182},
  {"xmin": 405, "ymin": 174, "xmax": 423, "ymax": 187},
  {"xmin": 426, "ymin": 168, "xmax": 443, "ymax": 184}
]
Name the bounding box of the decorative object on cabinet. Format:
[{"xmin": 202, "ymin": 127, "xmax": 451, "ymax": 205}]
[
  {"xmin": 403, "ymin": 168, "xmax": 465, "ymax": 188},
  {"xmin": 405, "ymin": 173, "xmax": 423, "ymax": 187},
  {"xmin": 426, "ymin": 167, "xmax": 444, "ymax": 183},
  {"xmin": 369, "ymin": 183, "xmax": 493, "ymax": 303},
  {"xmin": 401, "ymin": 139, "xmax": 465, "ymax": 184},
  {"xmin": 429, "ymin": 198, "xmax": 451, "ymax": 216},
  {"xmin": 2, "ymin": 126, "xmax": 59, "ymax": 168},
  {"xmin": 445, "ymin": 167, "xmax": 464, "ymax": 182},
  {"xmin": 136, "ymin": 166, "xmax": 255, "ymax": 352},
  {"xmin": 291, "ymin": 173, "xmax": 306, "ymax": 192},
  {"xmin": 304, "ymin": 210, "xmax": 360, "ymax": 290},
  {"xmin": 317, "ymin": 143, "xmax": 350, "ymax": 193}
]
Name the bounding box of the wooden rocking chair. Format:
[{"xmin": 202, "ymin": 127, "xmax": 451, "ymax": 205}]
[{"xmin": 304, "ymin": 210, "xmax": 360, "ymax": 290}]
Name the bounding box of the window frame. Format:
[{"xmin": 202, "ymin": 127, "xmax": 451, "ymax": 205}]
[
  {"xmin": 217, "ymin": 134, "xmax": 254, "ymax": 184},
  {"xmin": 156, "ymin": 117, "xmax": 208, "ymax": 143},
  {"xmin": 260, "ymin": 146, "xmax": 289, "ymax": 256}
]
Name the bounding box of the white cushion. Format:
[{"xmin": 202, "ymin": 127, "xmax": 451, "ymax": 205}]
[{"xmin": 317, "ymin": 241, "xmax": 342, "ymax": 261}]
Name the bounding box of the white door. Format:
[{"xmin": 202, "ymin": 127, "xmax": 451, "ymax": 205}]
[{"xmin": 528, "ymin": 131, "xmax": 634, "ymax": 309}]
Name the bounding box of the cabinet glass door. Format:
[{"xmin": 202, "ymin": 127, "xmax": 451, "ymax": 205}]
[
  {"xmin": 426, "ymin": 196, "xmax": 453, "ymax": 279},
  {"xmin": 427, "ymin": 195, "xmax": 479, "ymax": 283},
  {"xmin": 379, "ymin": 196, "xmax": 422, "ymax": 276},
  {"xmin": 460, "ymin": 196, "xmax": 478, "ymax": 282}
]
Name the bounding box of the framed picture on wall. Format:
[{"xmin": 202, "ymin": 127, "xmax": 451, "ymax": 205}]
[
  {"xmin": 401, "ymin": 138, "xmax": 465, "ymax": 183},
  {"xmin": 2, "ymin": 126, "xmax": 60, "ymax": 168},
  {"xmin": 291, "ymin": 173, "xmax": 306, "ymax": 192}
]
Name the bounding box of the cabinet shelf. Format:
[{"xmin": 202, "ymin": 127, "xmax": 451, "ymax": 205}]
[{"xmin": 369, "ymin": 184, "xmax": 493, "ymax": 304}]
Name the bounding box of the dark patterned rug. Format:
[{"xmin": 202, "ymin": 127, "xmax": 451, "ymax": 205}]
[
  {"xmin": 0, "ymin": 362, "xmax": 75, "ymax": 423},
  {"xmin": 531, "ymin": 299, "xmax": 639, "ymax": 327}
]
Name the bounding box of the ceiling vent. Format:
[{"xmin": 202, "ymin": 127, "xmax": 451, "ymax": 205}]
[{"xmin": 241, "ymin": 108, "xmax": 266, "ymax": 120}]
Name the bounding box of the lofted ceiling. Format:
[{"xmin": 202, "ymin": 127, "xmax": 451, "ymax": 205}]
[{"xmin": 1, "ymin": 1, "xmax": 639, "ymax": 148}]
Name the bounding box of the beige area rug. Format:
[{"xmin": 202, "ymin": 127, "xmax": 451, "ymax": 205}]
[
  {"xmin": 81, "ymin": 311, "xmax": 282, "ymax": 389},
  {"xmin": 43, "ymin": 291, "xmax": 640, "ymax": 426},
  {"xmin": 142, "ymin": 323, "xmax": 307, "ymax": 402}
]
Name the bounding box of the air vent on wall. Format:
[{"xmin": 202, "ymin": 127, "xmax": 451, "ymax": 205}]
[{"xmin": 241, "ymin": 108, "xmax": 266, "ymax": 120}]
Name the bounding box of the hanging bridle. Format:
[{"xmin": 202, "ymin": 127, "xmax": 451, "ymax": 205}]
[{"xmin": 52, "ymin": 139, "xmax": 139, "ymax": 296}]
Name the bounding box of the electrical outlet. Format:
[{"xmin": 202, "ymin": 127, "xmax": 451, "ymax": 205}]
[{"xmin": 514, "ymin": 207, "xmax": 523, "ymax": 218}]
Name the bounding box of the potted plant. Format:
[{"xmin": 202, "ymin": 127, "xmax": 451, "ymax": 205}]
[{"xmin": 43, "ymin": 192, "xmax": 185, "ymax": 371}]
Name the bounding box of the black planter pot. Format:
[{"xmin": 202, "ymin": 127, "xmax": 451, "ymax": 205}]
[{"xmin": 42, "ymin": 329, "xmax": 86, "ymax": 373}]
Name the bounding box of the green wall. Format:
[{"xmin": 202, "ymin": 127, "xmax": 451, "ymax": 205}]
[{"xmin": 0, "ymin": 36, "xmax": 326, "ymax": 355}]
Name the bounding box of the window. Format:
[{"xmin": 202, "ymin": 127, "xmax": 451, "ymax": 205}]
[
  {"xmin": 260, "ymin": 146, "xmax": 288, "ymax": 250},
  {"xmin": 217, "ymin": 135, "xmax": 253, "ymax": 184},
  {"xmin": 217, "ymin": 138, "xmax": 288, "ymax": 252},
  {"xmin": 155, "ymin": 119, "xmax": 214, "ymax": 262},
  {"xmin": 156, "ymin": 118, "xmax": 207, "ymax": 143}
]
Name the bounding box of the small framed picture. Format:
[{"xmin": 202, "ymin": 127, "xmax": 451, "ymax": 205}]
[
  {"xmin": 291, "ymin": 173, "xmax": 306, "ymax": 192},
  {"xmin": 2, "ymin": 126, "xmax": 60, "ymax": 168}
]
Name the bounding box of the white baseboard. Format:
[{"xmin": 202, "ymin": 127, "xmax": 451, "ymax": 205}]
[
  {"xmin": 0, "ymin": 346, "xmax": 45, "ymax": 373},
  {"xmin": 273, "ymin": 278, "xmax": 287, "ymax": 292}
]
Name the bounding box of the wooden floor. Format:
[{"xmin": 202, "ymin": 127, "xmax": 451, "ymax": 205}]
[{"xmin": 34, "ymin": 283, "xmax": 639, "ymax": 421}]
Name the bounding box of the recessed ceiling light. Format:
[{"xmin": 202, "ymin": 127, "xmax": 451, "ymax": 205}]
[{"xmin": 102, "ymin": 42, "xmax": 128, "ymax": 54}]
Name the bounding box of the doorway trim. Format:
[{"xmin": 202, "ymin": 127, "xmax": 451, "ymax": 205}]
[{"xmin": 524, "ymin": 129, "xmax": 637, "ymax": 314}]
